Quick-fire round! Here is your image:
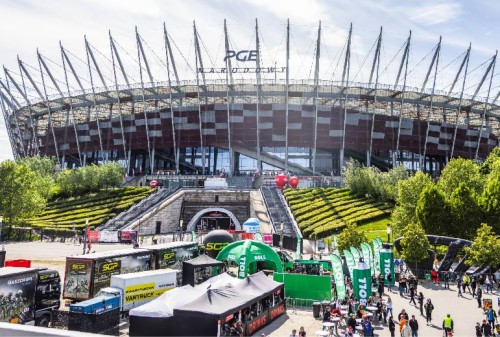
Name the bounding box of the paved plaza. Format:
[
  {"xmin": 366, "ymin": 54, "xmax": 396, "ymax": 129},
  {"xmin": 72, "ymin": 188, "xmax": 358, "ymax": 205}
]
[{"xmin": 2, "ymin": 241, "xmax": 498, "ymax": 337}]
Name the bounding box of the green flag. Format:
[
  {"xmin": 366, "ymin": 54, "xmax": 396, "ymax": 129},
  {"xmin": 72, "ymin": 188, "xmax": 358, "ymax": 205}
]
[
  {"xmin": 296, "ymin": 237, "xmax": 302, "ymax": 259},
  {"xmin": 353, "ymin": 260, "xmax": 371, "ymax": 306},
  {"xmin": 330, "ymin": 253, "xmax": 346, "ymax": 300},
  {"xmin": 361, "ymin": 242, "xmax": 373, "ymax": 275},
  {"xmin": 372, "ymin": 238, "xmax": 381, "ymax": 274},
  {"xmin": 192, "ymin": 231, "xmax": 197, "ymax": 242},
  {"xmin": 350, "ymin": 246, "xmax": 362, "ymax": 262},
  {"xmin": 343, "ymin": 249, "xmax": 356, "ymax": 278}
]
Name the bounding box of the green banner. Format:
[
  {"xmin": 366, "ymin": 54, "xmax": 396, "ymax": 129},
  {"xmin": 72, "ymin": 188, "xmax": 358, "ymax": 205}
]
[
  {"xmin": 343, "ymin": 249, "xmax": 355, "ymax": 278},
  {"xmin": 360, "ymin": 243, "xmax": 373, "ymax": 276},
  {"xmin": 353, "ymin": 260, "xmax": 371, "ymax": 306},
  {"xmin": 192, "ymin": 231, "xmax": 197, "ymax": 242},
  {"xmin": 350, "ymin": 246, "xmax": 362, "ymax": 263},
  {"xmin": 273, "ymin": 273, "xmax": 331, "ymax": 301},
  {"xmin": 330, "ymin": 254, "xmax": 346, "ymax": 300},
  {"xmin": 380, "ymin": 247, "xmax": 394, "ymax": 286},
  {"xmin": 372, "ymin": 238, "xmax": 381, "ymax": 275}
]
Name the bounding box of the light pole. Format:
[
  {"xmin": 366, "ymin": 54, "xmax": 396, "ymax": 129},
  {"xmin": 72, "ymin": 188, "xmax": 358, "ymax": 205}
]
[
  {"xmin": 386, "ymin": 224, "xmax": 391, "ymax": 243},
  {"xmin": 180, "ymin": 219, "xmax": 184, "ymax": 241},
  {"xmin": 0, "ymin": 215, "xmax": 3, "ymax": 247},
  {"xmin": 279, "ymin": 222, "xmax": 284, "ymax": 252}
]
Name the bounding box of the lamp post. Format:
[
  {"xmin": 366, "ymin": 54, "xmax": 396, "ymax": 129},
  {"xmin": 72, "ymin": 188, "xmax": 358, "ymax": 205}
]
[
  {"xmin": 386, "ymin": 224, "xmax": 391, "ymax": 243},
  {"xmin": 279, "ymin": 222, "xmax": 284, "ymax": 252},
  {"xmin": 0, "ymin": 215, "xmax": 3, "ymax": 247}
]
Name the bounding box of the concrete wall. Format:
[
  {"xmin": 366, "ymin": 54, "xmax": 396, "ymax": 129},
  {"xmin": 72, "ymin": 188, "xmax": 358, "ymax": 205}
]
[{"xmin": 0, "ymin": 323, "xmax": 100, "ymax": 337}]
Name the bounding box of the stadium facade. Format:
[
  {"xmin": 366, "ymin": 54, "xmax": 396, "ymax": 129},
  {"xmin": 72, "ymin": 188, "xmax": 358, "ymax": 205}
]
[{"xmin": 1, "ymin": 21, "xmax": 499, "ymax": 176}]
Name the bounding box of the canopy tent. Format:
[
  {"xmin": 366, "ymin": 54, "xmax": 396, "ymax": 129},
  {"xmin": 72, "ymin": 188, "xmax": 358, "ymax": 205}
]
[
  {"xmin": 182, "ymin": 254, "xmax": 225, "ymax": 286},
  {"xmin": 216, "ymin": 240, "xmax": 283, "ymax": 278},
  {"xmin": 129, "ymin": 271, "xmax": 285, "ymax": 337}
]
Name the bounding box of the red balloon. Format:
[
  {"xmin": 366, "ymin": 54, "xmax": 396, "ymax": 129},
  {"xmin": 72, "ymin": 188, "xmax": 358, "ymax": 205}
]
[
  {"xmin": 274, "ymin": 174, "xmax": 288, "ymax": 189},
  {"xmin": 289, "ymin": 176, "xmax": 299, "ymax": 188},
  {"xmin": 149, "ymin": 180, "xmax": 159, "ymax": 188}
]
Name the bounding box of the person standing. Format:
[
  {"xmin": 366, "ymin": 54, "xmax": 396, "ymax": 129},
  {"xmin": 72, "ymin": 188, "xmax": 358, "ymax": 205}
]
[
  {"xmin": 442, "ymin": 314, "xmax": 454, "ymax": 337},
  {"xmin": 388, "ymin": 316, "xmax": 396, "ymax": 337},
  {"xmin": 475, "ymin": 322, "xmax": 482, "ymax": 337},
  {"xmin": 443, "ymin": 272, "xmax": 450, "ymax": 289},
  {"xmin": 471, "ymin": 276, "xmax": 477, "ymax": 297},
  {"xmin": 290, "ymin": 329, "xmax": 298, "ymax": 337},
  {"xmin": 424, "ymin": 299, "xmax": 434, "ymax": 325},
  {"xmin": 378, "ymin": 280, "xmax": 384, "ymax": 299},
  {"xmin": 401, "ymin": 321, "xmax": 412, "ymax": 337},
  {"xmin": 485, "ymin": 275, "xmax": 493, "ymax": 293},
  {"xmin": 409, "ymin": 315, "xmax": 419, "ymax": 337},
  {"xmin": 464, "ymin": 274, "xmax": 471, "ymax": 293},
  {"xmin": 477, "ymin": 286, "xmax": 483, "ymax": 308},
  {"xmin": 486, "ymin": 306, "xmax": 497, "ymax": 330},
  {"xmin": 386, "ymin": 296, "xmax": 394, "ymax": 317},
  {"xmin": 481, "ymin": 319, "xmax": 492, "ymax": 336},
  {"xmin": 457, "ymin": 276, "xmax": 463, "ymax": 297},
  {"xmin": 417, "ymin": 292, "xmax": 424, "ymax": 316},
  {"xmin": 388, "ymin": 273, "xmax": 393, "ymax": 292},
  {"xmin": 298, "ymin": 326, "xmax": 306, "ymax": 337}
]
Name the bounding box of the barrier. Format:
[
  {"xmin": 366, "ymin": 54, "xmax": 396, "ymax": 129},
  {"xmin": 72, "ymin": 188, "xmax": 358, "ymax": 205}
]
[{"xmin": 5, "ymin": 259, "xmax": 31, "ymax": 268}]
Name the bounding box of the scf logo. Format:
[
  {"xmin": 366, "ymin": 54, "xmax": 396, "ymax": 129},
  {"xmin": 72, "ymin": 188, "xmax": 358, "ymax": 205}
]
[
  {"xmin": 358, "ymin": 277, "xmax": 368, "ymax": 305},
  {"xmin": 239, "ymin": 256, "xmax": 247, "ymax": 278},
  {"xmin": 224, "ymin": 50, "xmax": 258, "ymax": 62},
  {"xmin": 384, "ymin": 259, "xmax": 391, "ymax": 279}
]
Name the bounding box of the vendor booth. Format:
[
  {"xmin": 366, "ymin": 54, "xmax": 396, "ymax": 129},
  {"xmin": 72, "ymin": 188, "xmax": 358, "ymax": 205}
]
[
  {"xmin": 129, "ymin": 271, "xmax": 285, "ymax": 336},
  {"xmin": 216, "ymin": 240, "xmax": 283, "ymax": 278},
  {"xmin": 182, "ymin": 254, "xmax": 225, "ymax": 286}
]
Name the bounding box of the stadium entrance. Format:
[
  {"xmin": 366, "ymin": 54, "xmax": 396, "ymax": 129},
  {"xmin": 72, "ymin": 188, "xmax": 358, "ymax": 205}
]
[{"xmin": 198, "ymin": 211, "xmax": 233, "ymax": 231}]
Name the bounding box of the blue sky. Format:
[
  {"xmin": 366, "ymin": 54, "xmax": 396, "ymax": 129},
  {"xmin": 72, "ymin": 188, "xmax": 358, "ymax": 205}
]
[{"xmin": 0, "ymin": 0, "xmax": 499, "ymax": 162}]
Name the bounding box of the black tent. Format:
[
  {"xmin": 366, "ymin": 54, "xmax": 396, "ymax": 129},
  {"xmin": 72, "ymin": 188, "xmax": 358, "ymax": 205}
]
[
  {"xmin": 129, "ymin": 272, "xmax": 285, "ymax": 337},
  {"xmin": 182, "ymin": 254, "xmax": 225, "ymax": 286}
]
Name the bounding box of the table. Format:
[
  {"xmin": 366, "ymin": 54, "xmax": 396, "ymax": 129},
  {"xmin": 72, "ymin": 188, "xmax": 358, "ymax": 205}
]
[
  {"xmin": 315, "ymin": 330, "xmax": 329, "ymax": 337},
  {"xmin": 340, "ymin": 305, "xmax": 349, "ymax": 309},
  {"xmin": 330, "ymin": 317, "xmax": 341, "ymax": 322},
  {"xmin": 322, "ymin": 322, "xmax": 335, "ymax": 328},
  {"xmin": 365, "ymin": 306, "xmax": 378, "ymax": 312},
  {"xmin": 355, "ymin": 318, "xmax": 362, "ymax": 324},
  {"xmin": 340, "ymin": 310, "xmax": 348, "ymax": 316},
  {"xmin": 364, "ymin": 312, "xmax": 373, "ymax": 317}
]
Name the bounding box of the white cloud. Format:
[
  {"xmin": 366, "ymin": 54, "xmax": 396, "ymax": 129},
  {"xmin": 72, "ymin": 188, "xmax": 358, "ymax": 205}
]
[{"xmin": 406, "ymin": 1, "xmax": 463, "ymax": 26}]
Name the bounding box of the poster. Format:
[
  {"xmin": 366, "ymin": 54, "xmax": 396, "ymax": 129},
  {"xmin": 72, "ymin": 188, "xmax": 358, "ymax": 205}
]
[
  {"xmin": 93, "ymin": 253, "xmax": 152, "ymax": 296},
  {"xmin": 0, "ymin": 270, "xmax": 37, "ymax": 323},
  {"xmin": 155, "ymin": 244, "xmax": 198, "ymax": 270},
  {"xmin": 63, "ymin": 259, "xmax": 92, "ymax": 300}
]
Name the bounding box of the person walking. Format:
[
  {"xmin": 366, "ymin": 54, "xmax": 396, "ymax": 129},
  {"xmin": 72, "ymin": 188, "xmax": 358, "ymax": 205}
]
[
  {"xmin": 477, "ymin": 286, "xmax": 483, "ymax": 308},
  {"xmin": 378, "ymin": 280, "xmax": 384, "ymax": 299},
  {"xmin": 417, "ymin": 292, "xmax": 424, "ymax": 316},
  {"xmin": 456, "ymin": 276, "xmax": 463, "ymax": 297},
  {"xmin": 409, "ymin": 315, "xmax": 419, "ymax": 337},
  {"xmin": 388, "ymin": 273, "xmax": 393, "ymax": 292},
  {"xmin": 442, "ymin": 314, "xmax": 454, "ymax": 337},
  {"xmin": 464, "ymin": 274, "xmax": 471, "ymax": 293},
  {"xmin": 424, "ymin": 298, "xmax": 434, "ymax": 325},
  {"xmin": 388, "ymin": 316, "xmax": 396, "ymax": 337},
  {"xmin": 409, "ymin": 283, "xmax": 416, "ymax": 305},
  {"xmin": 485, "ymin": 275, "xmax": 493, "ymax": 293}
]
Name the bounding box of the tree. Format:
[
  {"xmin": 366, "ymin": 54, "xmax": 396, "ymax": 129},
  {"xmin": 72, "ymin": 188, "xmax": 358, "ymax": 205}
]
[
  {"xmin": 0, "ymin": 161, "xmax": 46, "ymax": 238},
  {"xmin": 480, "ymin": 147, "xmax": 500, "ymax": 174},
  {"xmin": 479, "ymin": 170, "xmax": 500, "ymax": 233},
  {"xmin": 464, "ymin": 224, "xmax": 500, "ymax": 266},
  {"xmin": 336, "ymin": 223, "xmax": 367, "ymax": 252},
  {"xmin": 415, "ymin": 185, "xmax": 450, "ymax": 236},
  {"xmin": 437, "ymin": 158, "xmax": 483, "ymax": 197},
  {"xmin": 400, "ymin": 223, "xmax": 430, "ymax": 270},
  {"xmin": 391, "ymin": 171, "xmax": 433, "ymax": 236},
  {"xmin": 18, "ymin": 156, "xmax": 56, "ymax": 200},
  {"xmin": 448, "ymin": 183, "xmax": 483, "ymax": 239}
]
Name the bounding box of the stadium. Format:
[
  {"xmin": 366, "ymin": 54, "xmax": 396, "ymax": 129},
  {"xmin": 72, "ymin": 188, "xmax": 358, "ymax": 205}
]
[{"xmin": 1, "ymin": 21, "xmax": 499, "ymax": 177}]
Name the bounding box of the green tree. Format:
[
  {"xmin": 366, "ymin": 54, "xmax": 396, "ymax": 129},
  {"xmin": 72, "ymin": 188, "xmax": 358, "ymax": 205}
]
[
  {"xmin": 464, "ymin": 223, "xmax": 500, "ymax": 266},
  {"xmin": 391, "ymin": 171, "xmax": 433, "ymax": 236},
  {"xmin": 336, "ymin": 223, "xmax": 367, "ymax": 252},
  {"xmin": 99, "ymin": 162, "xmax": 126, "ymax": 189},
  {"xmin": 480, "ymin": 170, "xmax": 500, "ymax": 232},
  {"xmin": 448, "ymin": 183, "xmax": 483, "ymax": 239},
  {"xmin": 18, "ymin": 156, "xmax": 56, "ymax": 199},
  {"xmin": 437, "ymin": 158, "xmax": 483, "ymax": 197},
  {"xmin": 480, "ymin": 147, "xmax": 500, "ymax": 174},
  {"xmin": 0, "ymin": 161, "xmax": 46, "ymax": 238},
  {"xmin": 400, "ymin": 223, "xmax": 430, "ymax": 270},
  {"xmin": 415, "ymin": 185, "xmax": 450, "ymax": 236}
]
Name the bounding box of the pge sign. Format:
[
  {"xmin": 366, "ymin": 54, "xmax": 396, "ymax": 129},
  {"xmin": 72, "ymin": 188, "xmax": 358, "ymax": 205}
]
[{"xmin": 224, "ymin": 50, "xmax": 258, "ymax": 62}]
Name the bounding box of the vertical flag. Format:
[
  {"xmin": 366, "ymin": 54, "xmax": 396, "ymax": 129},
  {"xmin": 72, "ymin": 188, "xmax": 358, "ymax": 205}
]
[
  {"xmin": 330, "ymin": 254, "xmax": 346, "ymax": 300},
  {"xmin": 353, "ymin": 259, "xmax": 372, "ymax": 306},
  {"xmin": 350, "ymin": 246, "xmax": 362, "ymax": 262},
  {"xmin": 361, "ymin": 242, "xmax": 373, "ymax": 275},
  {"xmin": 192, "ymin": 231, "xmax": 197, "ymax": 243},
  {"xmin": 343, "ymin": 249, "xmax": 356, "ymax": 278},
  {"xmin": 295, "ymin": 236, "xmax": 302, "ymax": 259},
  {"xmin": 380, "ymin": 245, "xmax": 395, "ymax": 286}
]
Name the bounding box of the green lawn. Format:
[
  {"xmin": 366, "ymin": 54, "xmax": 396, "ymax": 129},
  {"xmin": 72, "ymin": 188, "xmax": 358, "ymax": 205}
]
[{"xmin": 356, "ymin": 216, "xmax": 392, "ymax": 243}]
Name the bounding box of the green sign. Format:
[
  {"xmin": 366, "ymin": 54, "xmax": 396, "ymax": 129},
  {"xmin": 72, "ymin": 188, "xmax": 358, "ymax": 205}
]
[
  {"xmin": 380, "ymin": 248, "xmax": 394, "ymax": 286},
  {"xmin": 296, "ymin": 236, "xmax": 302, "ymax": 259},
  {"xmin": 372, "ymin": 238, "xmax": 382, "ymax": 274},
  {"xmin": 330, "ymin": 254, "xmax": 346, "ymax": 300},
  {"xmin": 343, "ymin": 249, "xmax": 355, "ymax": 278},
  {"xmin": 350, "ymin": 246, "xmax": 361, "ymax": 263},
  {"xmin": 353, "ymin": 260, "xmax": 371, "ymax": 306},
  {"xmin": 273, "ymin": 273, "xmax": 331, "ymax": 301}
]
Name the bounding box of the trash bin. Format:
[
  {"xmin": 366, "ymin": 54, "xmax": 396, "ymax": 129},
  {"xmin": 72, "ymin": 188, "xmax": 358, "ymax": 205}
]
[{"xmin": 312, "ymin": 302, "xmax": 321, "ymax": 318}]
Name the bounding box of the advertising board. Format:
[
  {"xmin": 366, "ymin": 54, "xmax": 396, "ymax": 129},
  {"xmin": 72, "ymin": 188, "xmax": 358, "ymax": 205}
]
[
  {"xmin": 155, "ymin": 244, "xmax": 198, "ymax": 270},
  {"xmin": 63, "ymin": 259, "xmax": 93, "ymax": 300},
  {"xmin": 0, "ymin": 270, "xmax": 37, "ymax": 323}
]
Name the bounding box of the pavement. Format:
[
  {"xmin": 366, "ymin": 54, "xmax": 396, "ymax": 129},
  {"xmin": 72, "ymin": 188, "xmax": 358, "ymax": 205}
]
[{"xmin": 2, "ymin": 241, "xmax": 498, "ymax": 337}]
